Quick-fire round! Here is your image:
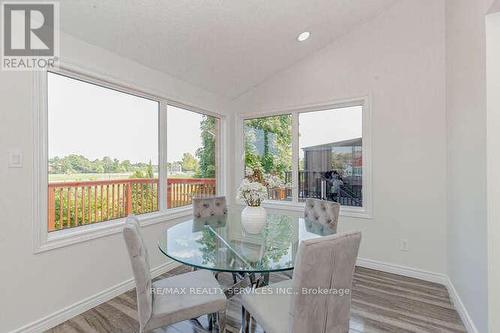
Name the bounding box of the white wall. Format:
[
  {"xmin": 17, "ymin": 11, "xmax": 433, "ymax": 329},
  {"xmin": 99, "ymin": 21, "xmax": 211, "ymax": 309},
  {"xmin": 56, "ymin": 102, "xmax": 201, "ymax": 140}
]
[
  {"xmin": 487, "ymin": 8, "xmax": 500, "ymax": 333},
  {"xmin": 0, "ymin": 33, "xmax": 230, "ymax": 333},
  {"xmin": 232, "ymin": 0, "xmax": 448, "ymax": 274},
  {"xmin": 446, "ymin": 0, "xmax": 497, "ymax": 331}
]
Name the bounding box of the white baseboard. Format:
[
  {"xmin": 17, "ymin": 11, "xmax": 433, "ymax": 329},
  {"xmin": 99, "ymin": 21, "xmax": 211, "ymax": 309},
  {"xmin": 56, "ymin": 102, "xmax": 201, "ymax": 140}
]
[
  {"xmin": 356, "ymin": 257, "xmax": 477, "ymax": 333},
  {"xmin": 444, "ymin": 277, "xmax": 479, "ymax": 333},
  {"xmin": 356, "ymin": 257, "xmax": 448, "ymax": 285},
  {"xmin": 9, "ymin": 260, "xmax": 180, "ymax": 333}
]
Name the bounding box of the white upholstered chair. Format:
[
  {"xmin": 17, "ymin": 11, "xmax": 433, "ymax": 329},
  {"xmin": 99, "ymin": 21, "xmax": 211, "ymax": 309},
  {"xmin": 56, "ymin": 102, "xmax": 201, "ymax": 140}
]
[
  {"xmin": 123, "ymin": 216, "xmax": 227, "ymax": 332},
  {"xmin": 241, "ymin": 231, "xmax": 361, "ymax": 333},
  {"xmin": 281, "ymin": 198, "xmax": 341, "ymax": 280},
  {"xmin": 192, "ymin": 196, "xmax": 227, "ymax": 218},
  {"xmin": 304, "ymin": 198, "xmax": 341, "ymax": 232}
]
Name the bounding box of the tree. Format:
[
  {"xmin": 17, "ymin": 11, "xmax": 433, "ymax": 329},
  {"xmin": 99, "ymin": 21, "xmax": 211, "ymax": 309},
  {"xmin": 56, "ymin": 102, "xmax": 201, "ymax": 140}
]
[
  {"xmin": 244, "ymin": 127, "xmax": 261, "ymax": 169},
  {"xmin": 244, "ymin": 115, "xmax": 292, "ymax": 180},
  {"xmin": 48, "ymin": 155, "xmax": 159, "ymax": 176},
  {"xmin": 146, "ymin": 160, "xmax": 154, "ymax": 178},
  {"xmin": 102, "ymin": 156, "xmax": 114, "ymax": 173},
  {"xmin": 196, "ymin": 116, "xmax": 216, "ymax": 178},
  {"xmin": 181, "ymin": 152, "xmax": 199, "ymax": 172},
  {"xmin": 120, "ymin": 160, "xmax": 132, "ymax": 172}
]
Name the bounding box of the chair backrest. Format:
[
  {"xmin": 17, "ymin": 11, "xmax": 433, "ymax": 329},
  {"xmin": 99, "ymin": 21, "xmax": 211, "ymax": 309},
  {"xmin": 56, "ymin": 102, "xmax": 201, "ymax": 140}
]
[
  {"xmin": 304, "ymin": 198, "xmax": 340, "ymax": 231},
  {"xmin": 192, "ymin": 196, "xmax": 227, "ymax": 218},
  {"xmin": 123, "ymin": 216, "xmax": 152, "ymax": 330},
  {"xmin": 290, "ymin": 231, "xmax": 361, "ymax": 333}
]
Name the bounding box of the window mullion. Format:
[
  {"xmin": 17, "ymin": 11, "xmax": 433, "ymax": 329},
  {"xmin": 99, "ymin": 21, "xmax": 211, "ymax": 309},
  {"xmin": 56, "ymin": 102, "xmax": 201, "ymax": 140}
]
[
  {"xmin": 216, "ymin": 117, "xmax": 223, "ymax": 196},
  {"xmin": 292, "ymin": 112, "xmax": 299, "ymax": 203},
  {"xmin": 159, "ymin": 101, "xmax": 168, "ymax": 211}
]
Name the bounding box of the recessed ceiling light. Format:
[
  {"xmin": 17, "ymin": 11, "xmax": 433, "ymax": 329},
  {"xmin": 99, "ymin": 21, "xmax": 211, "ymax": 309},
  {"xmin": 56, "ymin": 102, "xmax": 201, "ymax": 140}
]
[{"xmin": 297, "ymin": 31, "xmax": 311, "ymax": 42}]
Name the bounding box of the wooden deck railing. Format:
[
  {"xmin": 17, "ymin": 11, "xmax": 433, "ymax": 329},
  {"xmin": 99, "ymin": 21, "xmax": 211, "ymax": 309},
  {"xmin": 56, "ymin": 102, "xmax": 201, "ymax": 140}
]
[{"xmin": 48, "ymin": 178, "xmax": 216, "ymax": 232}]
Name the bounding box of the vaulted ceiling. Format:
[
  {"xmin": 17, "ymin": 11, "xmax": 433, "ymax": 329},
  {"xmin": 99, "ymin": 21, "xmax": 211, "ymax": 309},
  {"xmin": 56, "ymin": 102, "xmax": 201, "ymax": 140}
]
[{"xmin": 59, "ymin": 0, "xmax": 398, "ymax": 99}]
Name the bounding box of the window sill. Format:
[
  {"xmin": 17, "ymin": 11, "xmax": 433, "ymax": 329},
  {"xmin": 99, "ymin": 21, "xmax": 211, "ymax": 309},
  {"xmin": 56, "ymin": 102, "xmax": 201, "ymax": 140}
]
[
  {"xmin": 239, "ymin": 200, "xmax": 373, "ymax": 219},
  {"xmin": 34, "ymin": 206, "xmax": 194, "ymax": 253}
]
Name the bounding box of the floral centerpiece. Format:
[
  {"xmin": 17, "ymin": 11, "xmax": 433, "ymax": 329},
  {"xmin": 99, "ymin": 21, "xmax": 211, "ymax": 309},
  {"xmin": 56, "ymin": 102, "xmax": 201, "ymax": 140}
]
[
  {"xmin": 236, "ymin": 178, "xmax": 268, "ymax": 207},
  {"xmin": 237, "ymin": 167, "xmax": 269, "ymax": 233}
]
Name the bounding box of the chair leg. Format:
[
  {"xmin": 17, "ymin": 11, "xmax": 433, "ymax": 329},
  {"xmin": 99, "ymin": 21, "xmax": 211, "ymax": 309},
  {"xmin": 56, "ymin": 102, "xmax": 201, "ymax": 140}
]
[
  {"xmin": 208, "ymin": 313, "xmax": 215, "ymax": 331},
  {"xmin": 217, "ymin": 310, "xmax": 226, "ymax": 332},
  {"xmin": 208, "ymin": 315, "xmax": 213, "ymax": 331},
  {"xmin": 241, "ymin": 306, "xmax": 250, "ymax": 333},
  {"xmin": 250, "ymin": 316, "xmax": 256, "ymax": 333}
]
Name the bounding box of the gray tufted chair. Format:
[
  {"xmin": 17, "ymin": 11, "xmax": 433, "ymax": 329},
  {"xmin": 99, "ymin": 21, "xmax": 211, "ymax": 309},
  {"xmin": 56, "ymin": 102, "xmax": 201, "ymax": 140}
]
[
  {"xmin": 241, "ymin": 231, "xmax": 361, "ymax": 333},
  {"xmin": 123, "ymin": 216, "xmax": 227, "ymax": 332},
  {"xmin": 304, "ymin": 198, "xmax": 341, "ymax": 231},
  {"xmin": 193, "ymin": 196, "xmax": 227, "ymax": 218}
]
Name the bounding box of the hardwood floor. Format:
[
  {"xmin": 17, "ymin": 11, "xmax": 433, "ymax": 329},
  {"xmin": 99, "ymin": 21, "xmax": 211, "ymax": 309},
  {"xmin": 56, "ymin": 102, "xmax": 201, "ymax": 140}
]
[{"xmin": 46, "ymin": 266, "xmax": 466, "ymax": 333}]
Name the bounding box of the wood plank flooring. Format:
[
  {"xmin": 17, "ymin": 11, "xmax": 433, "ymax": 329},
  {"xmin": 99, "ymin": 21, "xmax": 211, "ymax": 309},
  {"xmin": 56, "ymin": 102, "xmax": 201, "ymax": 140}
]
[{"xmin": 46, "ymin": 266, "xmax": 466, "ymax": 333}]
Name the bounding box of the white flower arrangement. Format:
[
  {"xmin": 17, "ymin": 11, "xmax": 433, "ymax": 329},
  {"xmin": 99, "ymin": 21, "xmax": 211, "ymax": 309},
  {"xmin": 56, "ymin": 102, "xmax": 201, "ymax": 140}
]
[
  {"xmin": 245, "ymin": 167, "xmax": 254, "ymax": 177},
  {"xmin": 237, "ymin": 178, "xmax": 268, "ymax": 207}
]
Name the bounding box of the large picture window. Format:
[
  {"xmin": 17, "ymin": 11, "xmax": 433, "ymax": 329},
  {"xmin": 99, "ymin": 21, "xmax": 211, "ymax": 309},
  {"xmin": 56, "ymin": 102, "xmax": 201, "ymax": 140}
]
[
  {"xmin": 48, "ymin": 72, "xmax": 159, "ymax": 232},
  {"xmin": 242, "ymin": 101, "xmax": 368, "ymax": 213},
  {"xmin": 45, "ymin": 70, "xmax": 221, "ymax": 236}
]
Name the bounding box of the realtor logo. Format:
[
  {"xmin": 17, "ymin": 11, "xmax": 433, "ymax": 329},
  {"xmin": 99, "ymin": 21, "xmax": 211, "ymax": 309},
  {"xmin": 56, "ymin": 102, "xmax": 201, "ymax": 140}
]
[{"xmin": 1, "ymin": 1, "xmax": 59, "ymax": 70}]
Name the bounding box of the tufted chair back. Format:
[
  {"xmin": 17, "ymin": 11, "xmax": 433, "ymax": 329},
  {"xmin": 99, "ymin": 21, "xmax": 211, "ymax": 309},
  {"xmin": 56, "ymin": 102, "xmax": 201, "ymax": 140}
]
[
  {"xmin": 291, "ymin": 231, "xmax": 361, "ymax": 332},
  {"xmin": 192, "ymin": 196, "xmax": 227, "ymax": 218},
  {"xmin": 304, "ymin": 198, "xmax": 340, "ymax": 231},
  {"xmin": 123, "ymin": 216, "xmax": 153, "ymax": 331}
]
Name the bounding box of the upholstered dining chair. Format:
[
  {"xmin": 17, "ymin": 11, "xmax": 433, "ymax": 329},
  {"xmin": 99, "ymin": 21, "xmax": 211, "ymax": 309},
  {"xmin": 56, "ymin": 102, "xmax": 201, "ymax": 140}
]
[
  {"xmin": 192, "ymin": 196, "xmax": 227, "ymax": 218},
  {"xmin": 304, "ymin": 198, "xmax": 341, "ymax": 232},
  {"xmin": 123, "ymin": 216, "xmax": 227, "ymax": 332},
  {"xmin": 241, "ymin": 231, "xmax": 361, "ymax": 333}
]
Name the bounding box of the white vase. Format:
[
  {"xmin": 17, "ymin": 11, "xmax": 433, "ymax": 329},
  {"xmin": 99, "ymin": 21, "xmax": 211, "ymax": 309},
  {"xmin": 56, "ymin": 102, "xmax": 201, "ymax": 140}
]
[{"xmin": 241, "ymin": 206, "xmax": 267, "ymax": 234}]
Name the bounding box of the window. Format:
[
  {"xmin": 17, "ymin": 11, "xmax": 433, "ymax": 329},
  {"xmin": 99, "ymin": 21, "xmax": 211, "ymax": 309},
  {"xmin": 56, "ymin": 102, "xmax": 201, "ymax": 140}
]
[
  {"xmin": 40, "ymin": 69, "xmax": 223, "ymax": 242},
  {"xmin": 299, "ymin": 106, "xmax": 363, "ymax": 207},
  {"xmin": 241, "ymin": 100, "xmax": 369, "ymax": 214},
  {"xmin": 48, "ymin": 72, "xmax": 159, "ymax": 232},
  {"xmin": 244, "ymin": 115, "xmax": 292, "ymax": 201},
  {"xmin": 167, "ymin": 106, "xmax": 219, "ymax": 208}
]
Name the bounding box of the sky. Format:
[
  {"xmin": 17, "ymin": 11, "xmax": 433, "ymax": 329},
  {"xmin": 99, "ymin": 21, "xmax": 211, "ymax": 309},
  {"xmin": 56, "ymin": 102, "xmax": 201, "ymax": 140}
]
[
  {"xmin": 167, "ymin": 105, "xmax": 206, "ymax": 163},
  {"xmin": 298, "ymin": 106, "xmax": 362, "ymax": 159},
  {"xmin": 48, "ymin": 71, "xmax": 361, "ymax": 166},
  {"xmin": 48, "ymin": 72, "xmax": 205, "ymax": 164}
]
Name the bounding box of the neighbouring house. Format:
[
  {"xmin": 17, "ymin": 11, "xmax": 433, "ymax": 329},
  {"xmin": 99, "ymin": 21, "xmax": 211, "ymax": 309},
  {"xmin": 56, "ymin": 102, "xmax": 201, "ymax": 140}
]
[{"xmin": 301, "ymin": 137, "xmax": 362, "ymax": 206}]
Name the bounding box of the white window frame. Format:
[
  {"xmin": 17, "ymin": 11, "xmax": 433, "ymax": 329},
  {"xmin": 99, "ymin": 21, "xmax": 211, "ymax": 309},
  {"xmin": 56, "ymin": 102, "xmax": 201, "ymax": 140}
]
[
  {"xmin": 33, "ymin": 63, "xmax": 226, "ymax": 253},
  {"xmin": 236, "ymin": 97, "xmax": 372, "ymax": 219}
]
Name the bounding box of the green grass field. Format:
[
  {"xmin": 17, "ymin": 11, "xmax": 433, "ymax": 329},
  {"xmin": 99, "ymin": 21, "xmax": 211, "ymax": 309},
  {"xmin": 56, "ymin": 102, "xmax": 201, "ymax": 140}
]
[{"xmin": 48, "ymin": 172, "xmax": 196, "ymax": 182}]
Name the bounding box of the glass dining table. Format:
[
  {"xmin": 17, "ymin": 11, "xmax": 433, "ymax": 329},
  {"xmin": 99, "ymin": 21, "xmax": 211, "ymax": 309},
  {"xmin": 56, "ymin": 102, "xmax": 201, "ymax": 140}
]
[{"xmin": 158, "ymin": 208, "xmax": 336, "ymax": 290}]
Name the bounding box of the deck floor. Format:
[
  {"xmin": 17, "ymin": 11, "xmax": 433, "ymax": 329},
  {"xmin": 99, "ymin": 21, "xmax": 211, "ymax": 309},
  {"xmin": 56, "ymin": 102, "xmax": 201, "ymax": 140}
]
[{"xmin": 46, "ymin": 265, "xmax": 466, "ymax": 333}]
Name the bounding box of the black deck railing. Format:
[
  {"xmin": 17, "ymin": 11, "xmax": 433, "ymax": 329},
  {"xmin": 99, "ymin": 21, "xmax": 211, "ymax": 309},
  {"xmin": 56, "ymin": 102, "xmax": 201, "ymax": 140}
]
[{"xmin": 281, "ymin": 170, "xmax": 362, "ymax": 207}]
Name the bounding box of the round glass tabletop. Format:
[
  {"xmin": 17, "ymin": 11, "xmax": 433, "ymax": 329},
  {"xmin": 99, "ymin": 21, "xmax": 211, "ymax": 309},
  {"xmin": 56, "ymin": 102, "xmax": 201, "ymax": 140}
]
[{"xmin": 158, "ymin": 209, "xmax": 336, "ymax": 274}]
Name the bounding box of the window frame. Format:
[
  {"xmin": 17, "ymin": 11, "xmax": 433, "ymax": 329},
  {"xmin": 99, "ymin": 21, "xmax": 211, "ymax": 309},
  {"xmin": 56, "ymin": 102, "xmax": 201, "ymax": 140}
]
[
  {"xmin": 33, "ymin": 64, "xmax": 226, "ymax": 253},
  {"xmin": 237, "ymin": 97, "xmax": 372, "ymax": 219}
]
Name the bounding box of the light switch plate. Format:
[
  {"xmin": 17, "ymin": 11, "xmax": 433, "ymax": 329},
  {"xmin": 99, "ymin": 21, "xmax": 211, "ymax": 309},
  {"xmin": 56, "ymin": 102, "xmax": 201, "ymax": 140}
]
[{"xmin": 8, "ymin": 150, "xmax": 23, "ymax": 168}]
